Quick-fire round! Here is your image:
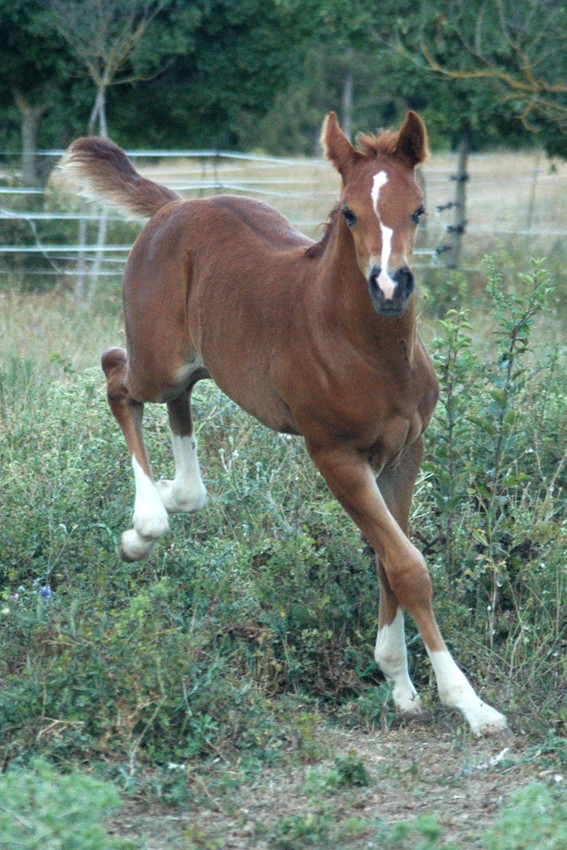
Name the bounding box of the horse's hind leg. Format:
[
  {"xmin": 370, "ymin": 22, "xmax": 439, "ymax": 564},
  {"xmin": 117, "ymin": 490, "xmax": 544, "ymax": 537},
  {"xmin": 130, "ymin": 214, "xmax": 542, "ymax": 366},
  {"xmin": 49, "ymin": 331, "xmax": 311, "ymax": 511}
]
[
  {"xmin": 156, "ymin": 387, "xmax": 208, "ymax": 514},
  {"xmin": 102, "ymin": 347, "xmax": 169, "ymax": 561}
]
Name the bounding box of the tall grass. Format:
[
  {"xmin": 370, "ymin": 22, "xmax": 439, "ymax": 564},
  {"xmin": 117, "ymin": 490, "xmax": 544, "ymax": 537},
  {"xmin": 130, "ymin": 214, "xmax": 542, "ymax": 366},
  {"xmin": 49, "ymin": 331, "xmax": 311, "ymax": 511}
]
[{"xmin": 0, "ymin": 259, "xmax": 564, "ymax": 771}]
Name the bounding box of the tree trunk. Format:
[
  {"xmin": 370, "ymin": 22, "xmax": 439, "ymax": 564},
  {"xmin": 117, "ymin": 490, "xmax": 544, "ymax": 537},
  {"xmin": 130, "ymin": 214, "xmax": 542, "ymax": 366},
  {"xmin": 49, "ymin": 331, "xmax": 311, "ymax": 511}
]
[
  {"xmin": 341, "ymin": 49, "xmax": 354, "ymax": 141},
  {"xmin": 13, "ymin": 90, "xmax": 47, "ymax": 186},
  {"xmin": 88, "ymin": 87, "xmax": 108, "ymax": 137},
  {"xmin": 74, "ymin": 201, "xmax": 89, "ymax": 307},
  {"xmin": 76, "ymin": 86, "xmax": 109, "ymax": 307}
]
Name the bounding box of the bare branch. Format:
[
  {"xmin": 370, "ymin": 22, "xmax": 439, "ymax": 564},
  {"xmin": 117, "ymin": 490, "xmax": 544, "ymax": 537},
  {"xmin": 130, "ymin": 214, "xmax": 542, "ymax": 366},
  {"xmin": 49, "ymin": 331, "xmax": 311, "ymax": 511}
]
[
  {"xmin": 410, "ymin": 0, "xmax": 567, "ymax": 134},
  {"xmin": 49, "ymin": 0, "xmax": 172, "ymax": 89}
]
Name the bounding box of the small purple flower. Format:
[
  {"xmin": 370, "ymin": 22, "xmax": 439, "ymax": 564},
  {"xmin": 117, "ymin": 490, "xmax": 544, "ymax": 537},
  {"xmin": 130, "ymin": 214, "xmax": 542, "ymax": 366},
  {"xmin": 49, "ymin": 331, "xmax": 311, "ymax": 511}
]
[
  {"xmin": 9, "ymin": 593, "xmax": 20, "ymax": 602},
  {"xmin": 39, "ymin": 586, "xmax": 53, "ymax": 601}
]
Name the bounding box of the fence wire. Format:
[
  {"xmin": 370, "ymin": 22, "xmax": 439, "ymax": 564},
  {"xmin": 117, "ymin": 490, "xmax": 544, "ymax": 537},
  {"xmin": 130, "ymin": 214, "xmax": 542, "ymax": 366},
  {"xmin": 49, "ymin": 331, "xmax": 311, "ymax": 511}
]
[{"xmin": 1, "ymin": 148, "xmax": 565, "ymax": 283}]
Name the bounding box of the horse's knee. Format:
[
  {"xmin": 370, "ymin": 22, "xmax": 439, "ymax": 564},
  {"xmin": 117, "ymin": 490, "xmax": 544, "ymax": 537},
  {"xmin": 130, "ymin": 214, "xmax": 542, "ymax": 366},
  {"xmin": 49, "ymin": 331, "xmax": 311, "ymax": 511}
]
[{"xmin": 387, "ymin": 548, "xmax": 432, "ymax": 611}]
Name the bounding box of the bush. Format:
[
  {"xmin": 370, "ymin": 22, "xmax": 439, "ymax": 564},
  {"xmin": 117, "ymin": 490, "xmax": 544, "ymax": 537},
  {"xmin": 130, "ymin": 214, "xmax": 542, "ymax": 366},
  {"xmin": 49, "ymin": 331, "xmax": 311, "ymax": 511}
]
[
  {"xmin": 482, "ymin": 783, "xmax": 567, "ymax": 850},
  {"xmin": 0, "ymin": 758, "xmax": 133, "ymax": 850},
  {"xmin": 0, "ymin": 258, "xmax": 564, "ymax": 766},
  {"xmin": 418, "ymin": 260, "xmax": 565, "ymax": 721}
]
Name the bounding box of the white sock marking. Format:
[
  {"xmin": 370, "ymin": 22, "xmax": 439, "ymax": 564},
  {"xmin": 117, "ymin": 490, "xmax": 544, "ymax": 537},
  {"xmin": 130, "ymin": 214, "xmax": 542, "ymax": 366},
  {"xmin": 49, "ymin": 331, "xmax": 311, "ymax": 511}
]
[
  {"xmin": 131, "ymin": 455, "xmax": 169, "ymax": 538},
  {"xmin": 375, "ymin": 608, "xmax": 422, "ymax": 713},
  {"xmin": 371, "ymin": 171, "xmax": 397, "ymax": 300},
  {"xmin": 427, "ymin": 649, "xmax": 508, "ymax": 735},
  {"xmin": 157, "ymin": 433, "xmax": 207, "ymax": 513}
]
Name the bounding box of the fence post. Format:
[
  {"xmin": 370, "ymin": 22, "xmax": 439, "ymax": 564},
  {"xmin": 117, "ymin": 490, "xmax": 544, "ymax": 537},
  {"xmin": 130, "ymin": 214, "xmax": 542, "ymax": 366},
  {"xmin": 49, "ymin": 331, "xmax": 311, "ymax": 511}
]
[{"xmin": 446, "ymin": 127, "xmax": 470, "ymax": 269}]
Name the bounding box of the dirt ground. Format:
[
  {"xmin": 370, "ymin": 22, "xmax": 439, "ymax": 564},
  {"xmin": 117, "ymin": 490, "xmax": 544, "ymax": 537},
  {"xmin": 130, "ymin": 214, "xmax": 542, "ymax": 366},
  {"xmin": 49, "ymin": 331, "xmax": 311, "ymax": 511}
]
[{"xmin": 108, "ymin": 716, "xmax": 563, "ymax": 849}]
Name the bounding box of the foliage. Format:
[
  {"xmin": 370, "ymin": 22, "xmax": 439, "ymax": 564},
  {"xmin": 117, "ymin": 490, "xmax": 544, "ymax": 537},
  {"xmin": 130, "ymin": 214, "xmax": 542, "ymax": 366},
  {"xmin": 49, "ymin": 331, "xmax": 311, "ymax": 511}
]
[
  {"xmin": 2, "ymin": 0, "xmax": 559, "ymax": 161},
  {"xmin": 408, "ymin": 0, "xmax": 567, "ymax": 154},
  {"xmin": 0, "ymin": 0, "xmax": 314, "ymax": 153},
  {"xmin": 420, "ymin": 260, "xmax": 565, "ymax": 682},
  {"xmin": 482, "ymin": 783, "xmax": 567, "ymax": 850},
  {"xmin": 0, "ymin": 259, "xmax": 564, "ymax": 773},
  {"xmin": 0, "ymin": 758, "xmax": 133, "ymax": 850}
]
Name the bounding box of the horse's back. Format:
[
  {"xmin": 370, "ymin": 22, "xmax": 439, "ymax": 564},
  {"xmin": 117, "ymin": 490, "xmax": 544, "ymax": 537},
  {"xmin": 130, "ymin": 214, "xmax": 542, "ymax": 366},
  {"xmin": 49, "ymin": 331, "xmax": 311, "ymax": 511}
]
[{"xmin": 207, "ymin": 195, "xmax": 312, "ymax": 251}]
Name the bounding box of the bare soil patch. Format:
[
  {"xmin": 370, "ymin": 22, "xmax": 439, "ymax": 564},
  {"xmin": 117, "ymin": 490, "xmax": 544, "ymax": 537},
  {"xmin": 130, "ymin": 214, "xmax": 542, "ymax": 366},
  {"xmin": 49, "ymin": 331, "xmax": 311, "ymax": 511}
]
[{"xmin": 109, "ymin": 716, "xmax": 560, "ymax": 849}]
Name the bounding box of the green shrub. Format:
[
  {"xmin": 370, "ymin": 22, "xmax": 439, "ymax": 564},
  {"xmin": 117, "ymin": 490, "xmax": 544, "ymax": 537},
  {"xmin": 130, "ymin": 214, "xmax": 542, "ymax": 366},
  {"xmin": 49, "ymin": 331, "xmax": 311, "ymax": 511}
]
[
  {"xmin": 268, "ymin": 811, "xmax": 330, "ymax": 849},
  {"xmin": 482, "ymin": 783, "xmax": 566, "ymax": 850},
  {"xmin": 0, "ymin": 758, "xmax": 133, "ymax": 850},
  {"xmin": 419, "ymin": 260, "xmax": 565, "ymax": 722},
  {"xmin": 0, "ymin": 258, "xmax": 565, "ymax": 765},
  {"xmin": 333, "ymin": 753, "xmax": 370, "ymax": 787}
]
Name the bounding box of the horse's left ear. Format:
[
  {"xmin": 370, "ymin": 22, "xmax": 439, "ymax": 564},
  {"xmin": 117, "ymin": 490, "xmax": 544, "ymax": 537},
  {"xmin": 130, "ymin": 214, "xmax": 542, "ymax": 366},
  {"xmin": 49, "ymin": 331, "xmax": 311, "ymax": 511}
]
[{"xmin": 394, "ymin": 111, "xmax": 428, "ymax": 168}]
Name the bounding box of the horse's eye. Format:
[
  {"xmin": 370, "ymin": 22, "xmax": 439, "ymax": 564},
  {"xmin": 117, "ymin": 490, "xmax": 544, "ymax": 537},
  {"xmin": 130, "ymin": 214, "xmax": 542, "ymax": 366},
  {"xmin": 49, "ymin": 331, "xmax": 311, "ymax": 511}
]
[
  {"xmin": 412, "ymin": 205, "xmax": 426, "ymax": 225},
  {"xmin": 341, "ymin": 206, "xmax": 357, "ymax": 227}
]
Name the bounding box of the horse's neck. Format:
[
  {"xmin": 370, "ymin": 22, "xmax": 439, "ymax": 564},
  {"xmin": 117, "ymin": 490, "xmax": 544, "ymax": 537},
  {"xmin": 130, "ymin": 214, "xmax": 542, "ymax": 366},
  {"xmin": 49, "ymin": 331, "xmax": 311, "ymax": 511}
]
[{"xmin": 313, "ymin": 225, "xmax": 418, "ymax": 363}]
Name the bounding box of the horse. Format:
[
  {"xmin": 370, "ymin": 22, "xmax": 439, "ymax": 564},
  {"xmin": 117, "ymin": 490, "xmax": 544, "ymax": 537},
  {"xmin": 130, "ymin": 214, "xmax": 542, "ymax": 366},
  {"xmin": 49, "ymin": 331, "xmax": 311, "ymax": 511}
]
[{"xmin": 60, "ymin": 111, "xmax": 508, "ymax": 736}]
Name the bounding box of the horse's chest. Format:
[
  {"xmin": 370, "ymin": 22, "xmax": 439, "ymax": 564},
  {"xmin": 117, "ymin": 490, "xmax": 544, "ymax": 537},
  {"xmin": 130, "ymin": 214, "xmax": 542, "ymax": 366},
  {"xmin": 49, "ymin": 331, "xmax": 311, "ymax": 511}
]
[
  {"xmin": 366, "ymin": 411, "xmax": 424, "ymax": 472},
  {"xmin": 335, "ymin": 361, "xmax": 435, "ymax": 470}
]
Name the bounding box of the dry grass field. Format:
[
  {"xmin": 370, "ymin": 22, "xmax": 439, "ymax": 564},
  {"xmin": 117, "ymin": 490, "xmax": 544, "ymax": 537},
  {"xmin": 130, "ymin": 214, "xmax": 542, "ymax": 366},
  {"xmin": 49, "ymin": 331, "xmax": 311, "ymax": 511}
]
[{"xmin": 139, "ymin": 148, "xmax": 567, "ymax": 267}]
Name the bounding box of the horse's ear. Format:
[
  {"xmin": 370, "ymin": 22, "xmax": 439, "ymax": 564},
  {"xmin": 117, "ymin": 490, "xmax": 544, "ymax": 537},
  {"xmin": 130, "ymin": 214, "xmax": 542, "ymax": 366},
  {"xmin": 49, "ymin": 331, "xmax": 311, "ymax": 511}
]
[
  {"xmin": 394, "ymin": 111, "xmax": 428, "ymax": 168},
  {"xmin": 322, "ymin": 112, "xmax": 359, "ymax": 178}
]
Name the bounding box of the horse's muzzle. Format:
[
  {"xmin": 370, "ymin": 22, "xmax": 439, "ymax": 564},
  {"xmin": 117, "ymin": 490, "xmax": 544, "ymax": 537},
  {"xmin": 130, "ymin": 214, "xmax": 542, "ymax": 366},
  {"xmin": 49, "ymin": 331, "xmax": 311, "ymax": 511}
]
[{"xmin": 368, "ymin": 265, "xmax": 414, "ymax": 317}]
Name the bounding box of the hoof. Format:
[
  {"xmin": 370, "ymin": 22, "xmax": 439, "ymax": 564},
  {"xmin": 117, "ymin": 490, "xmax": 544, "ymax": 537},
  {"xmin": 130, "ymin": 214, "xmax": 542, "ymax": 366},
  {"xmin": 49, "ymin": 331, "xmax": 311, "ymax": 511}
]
[
  {"xmin": 474, "ymin": 719, "xmax": 512, "ymax": 739},
  {"xmin": 467, "ymin": 705, "xmax": 510, "ymax": 738},
  {"xmin": 120, "ymin": 529, "xmax": 157, "ymax": 562},
  {"xmin": 156, "ymin": 478, "xmax": 207, "ymax": 514},
  {"xmin": 395, "ymin": 695, "xmax": 424, "ymax": 717}
]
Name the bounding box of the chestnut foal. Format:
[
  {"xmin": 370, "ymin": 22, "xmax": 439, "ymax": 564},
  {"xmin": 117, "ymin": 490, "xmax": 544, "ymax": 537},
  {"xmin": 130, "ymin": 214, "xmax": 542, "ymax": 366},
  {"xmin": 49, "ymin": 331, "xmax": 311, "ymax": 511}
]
[{"xmin": 61, "ymin": 112, "xmax": 508, "ymax": 735}]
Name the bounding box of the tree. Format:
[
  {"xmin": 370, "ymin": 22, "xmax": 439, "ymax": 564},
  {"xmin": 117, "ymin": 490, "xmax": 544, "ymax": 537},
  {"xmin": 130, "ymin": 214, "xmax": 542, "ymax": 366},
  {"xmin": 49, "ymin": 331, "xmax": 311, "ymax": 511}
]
[
  {"xmin": 406, "ymin": 0, "xmax": 567, "ymax": 156},
  {"xmin": 108, "ymin": 0, "xmax": 316, "ymax": 148},
  {"xmin": 46, "ymin": 0, "xmax": 175, "ymax": 302},
  {"xmin": 0, "ymin": 0, "xmax": 76, "ymax": 183},
  {"xmin": 48, "ymin": 0, "xmax": 173, "ymax": 137}
]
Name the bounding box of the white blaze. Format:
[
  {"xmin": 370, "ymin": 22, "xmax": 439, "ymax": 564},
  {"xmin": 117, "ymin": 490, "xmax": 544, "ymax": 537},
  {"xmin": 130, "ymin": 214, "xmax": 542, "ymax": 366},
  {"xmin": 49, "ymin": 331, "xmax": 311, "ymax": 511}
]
[{"xmin": 371, "ymin": 171, "xmax": 396, "ymax": 300}]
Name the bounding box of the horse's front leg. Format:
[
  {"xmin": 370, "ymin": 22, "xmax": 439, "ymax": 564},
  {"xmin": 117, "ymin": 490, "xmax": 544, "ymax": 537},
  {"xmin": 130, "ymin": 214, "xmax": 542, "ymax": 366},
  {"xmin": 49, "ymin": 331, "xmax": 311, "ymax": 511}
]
[{"xmin": 305, "ymin": 438, "xmax": 508, "ymax": 737}]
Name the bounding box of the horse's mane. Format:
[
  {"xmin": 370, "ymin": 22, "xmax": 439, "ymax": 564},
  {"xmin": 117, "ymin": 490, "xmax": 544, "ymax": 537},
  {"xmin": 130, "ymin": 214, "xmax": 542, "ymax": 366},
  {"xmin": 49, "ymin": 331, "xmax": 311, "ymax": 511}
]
[
  {"xmin": 354, "ymin": 130, "xmax": 399, "ymax": 158},
  {"xmin": 305, "ymin": 128, "xmax": 400, "ymax": 259},
  {"xmin": 305, "ymin": 203, "xmax": 341, "ymax": 259}
]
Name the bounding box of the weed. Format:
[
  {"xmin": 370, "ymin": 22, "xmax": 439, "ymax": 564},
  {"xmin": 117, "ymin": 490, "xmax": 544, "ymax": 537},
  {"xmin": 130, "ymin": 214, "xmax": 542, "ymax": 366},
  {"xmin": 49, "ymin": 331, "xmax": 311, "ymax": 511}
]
[
  {"xmin": 482, "ymin": 783, "xmax": 566, "ymax": 850},
  {"xmin": 0, "ymin": 257, "xmax": 564, "ymax": 768},
  {"xmin": 420, "ymin": 260, "xmax": 565, "ymax": 726},
  {"xmin": 268, "ymin": 811, "xmax": 331, "ymax": 849},
  {"xmin": 0, "ymin": 758, "xmax": 134, "ymax": 850},
  {"xmin": 334, "ymin": 753, "xmax": 371, "ymax": 787}
]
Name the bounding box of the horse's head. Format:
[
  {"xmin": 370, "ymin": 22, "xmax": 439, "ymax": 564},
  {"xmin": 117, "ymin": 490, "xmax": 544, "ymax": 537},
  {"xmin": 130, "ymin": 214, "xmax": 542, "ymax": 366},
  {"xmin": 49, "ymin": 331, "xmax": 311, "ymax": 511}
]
[{"xmin": 322, "ymin": 111, "xmax": 428, "ymax": 318}]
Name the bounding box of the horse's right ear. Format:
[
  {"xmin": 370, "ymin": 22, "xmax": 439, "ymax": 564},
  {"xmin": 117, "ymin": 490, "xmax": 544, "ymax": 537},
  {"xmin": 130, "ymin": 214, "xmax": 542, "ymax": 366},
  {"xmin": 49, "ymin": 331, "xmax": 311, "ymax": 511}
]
[{"xmin": 322, "ymin": 112, "xmax": 359, "ymax": 178}]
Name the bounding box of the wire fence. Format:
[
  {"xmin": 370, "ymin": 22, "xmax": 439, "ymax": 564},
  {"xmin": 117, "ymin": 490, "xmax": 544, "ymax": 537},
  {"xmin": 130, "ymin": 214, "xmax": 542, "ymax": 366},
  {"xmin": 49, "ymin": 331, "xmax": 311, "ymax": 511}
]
[{"xmin": 1, "ymin": 147, "xmax": 565, "ymax": 288}]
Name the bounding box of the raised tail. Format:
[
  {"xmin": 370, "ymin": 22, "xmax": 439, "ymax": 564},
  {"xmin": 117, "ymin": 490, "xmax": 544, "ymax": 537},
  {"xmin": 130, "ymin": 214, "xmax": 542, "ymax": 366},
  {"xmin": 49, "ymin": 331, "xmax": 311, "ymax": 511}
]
[{"xmin": 59, "ymin": 137, "xmax": 181, "ymax": 219}]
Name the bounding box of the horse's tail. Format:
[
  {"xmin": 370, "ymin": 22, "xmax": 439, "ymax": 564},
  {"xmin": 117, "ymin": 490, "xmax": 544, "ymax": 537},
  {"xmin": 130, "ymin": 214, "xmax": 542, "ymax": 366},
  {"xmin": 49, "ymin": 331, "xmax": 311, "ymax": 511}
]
[{"xmin": 59, "ymin": 137, "xmax": 181, "ymax": 219}]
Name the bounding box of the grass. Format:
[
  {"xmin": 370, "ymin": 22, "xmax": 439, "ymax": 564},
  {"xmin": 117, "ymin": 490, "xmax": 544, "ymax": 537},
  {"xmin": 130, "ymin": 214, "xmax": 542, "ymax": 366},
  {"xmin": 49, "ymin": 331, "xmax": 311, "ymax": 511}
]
[{"xmin": 0, "ymin": 163, "xmax": 565, "ymax": 847}]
